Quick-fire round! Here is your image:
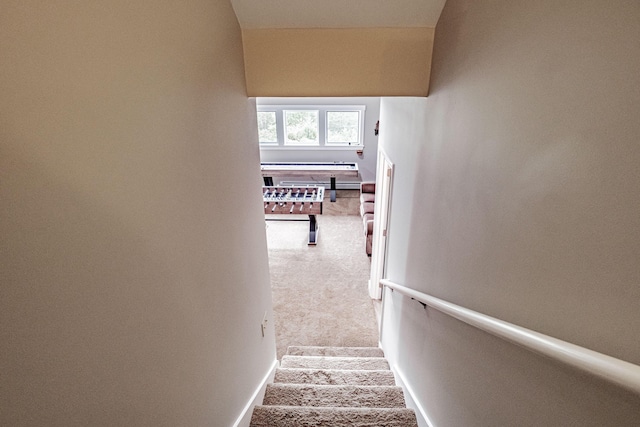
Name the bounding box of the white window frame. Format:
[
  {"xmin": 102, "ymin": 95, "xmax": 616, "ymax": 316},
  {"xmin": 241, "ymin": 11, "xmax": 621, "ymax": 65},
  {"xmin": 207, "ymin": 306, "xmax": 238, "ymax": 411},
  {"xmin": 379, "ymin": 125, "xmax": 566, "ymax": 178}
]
[{"xmin": 257, "ymin": 104, "xmax": 366, "ymax": 150}]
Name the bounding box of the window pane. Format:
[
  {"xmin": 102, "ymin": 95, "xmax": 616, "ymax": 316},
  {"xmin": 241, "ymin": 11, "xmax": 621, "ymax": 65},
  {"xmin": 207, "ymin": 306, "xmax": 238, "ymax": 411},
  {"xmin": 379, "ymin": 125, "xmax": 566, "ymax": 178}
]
[
  {"xmin": 285, "ymin": 110, "xmax": 319, "ymax": 145},
  {"xmin": 257, "ymin": 111, "xmax": 277, "ymax": 143},
  {"xmin": 327, "ymin": 111, "xmax": 360, "ymax": 145}
]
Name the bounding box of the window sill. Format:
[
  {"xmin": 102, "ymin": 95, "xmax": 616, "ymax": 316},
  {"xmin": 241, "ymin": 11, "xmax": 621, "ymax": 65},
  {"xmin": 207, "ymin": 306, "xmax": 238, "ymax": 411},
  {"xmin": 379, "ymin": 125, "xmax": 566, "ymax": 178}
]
[{"xmin": 259, "ymin": 145, "xmax": 364, "ymax": 151}]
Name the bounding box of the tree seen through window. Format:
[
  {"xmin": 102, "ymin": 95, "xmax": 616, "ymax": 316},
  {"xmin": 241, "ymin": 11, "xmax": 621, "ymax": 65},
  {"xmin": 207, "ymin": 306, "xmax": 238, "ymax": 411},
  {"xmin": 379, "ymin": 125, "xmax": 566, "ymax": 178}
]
[
  {"xmin": 285, "ymin": 110, "xmax": 319, "ymax": 145},
  {"xmin": 327, "ymin": 111, "xmax": 360, "ymax": 144}
]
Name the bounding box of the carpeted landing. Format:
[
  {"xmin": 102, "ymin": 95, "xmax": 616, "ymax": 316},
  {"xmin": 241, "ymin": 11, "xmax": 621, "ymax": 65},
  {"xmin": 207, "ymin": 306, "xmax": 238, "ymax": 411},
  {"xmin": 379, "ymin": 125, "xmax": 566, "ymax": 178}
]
[
  {"xmin": 266, "ymin": 190, "xmax": 379, "ymax": 360},
  {"xmin": 250, "ymin": 346, "xmax": 418, "ymax": 427}
]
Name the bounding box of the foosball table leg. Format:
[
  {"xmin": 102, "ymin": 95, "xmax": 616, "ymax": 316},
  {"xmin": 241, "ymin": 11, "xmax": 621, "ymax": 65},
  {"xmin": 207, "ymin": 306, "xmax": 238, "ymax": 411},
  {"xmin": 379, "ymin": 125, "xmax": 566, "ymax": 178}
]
[{"xmin": 308, "ymin": 214, "xmax": 319, "ymax": 245}]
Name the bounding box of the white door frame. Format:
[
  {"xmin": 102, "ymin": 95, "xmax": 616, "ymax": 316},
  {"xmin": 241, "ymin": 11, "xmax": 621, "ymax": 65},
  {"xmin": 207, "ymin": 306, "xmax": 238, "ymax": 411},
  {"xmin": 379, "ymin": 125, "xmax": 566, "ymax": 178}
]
[{"xmin": 369, "ymin": 149, "xmax": 393, "ymax": 300}]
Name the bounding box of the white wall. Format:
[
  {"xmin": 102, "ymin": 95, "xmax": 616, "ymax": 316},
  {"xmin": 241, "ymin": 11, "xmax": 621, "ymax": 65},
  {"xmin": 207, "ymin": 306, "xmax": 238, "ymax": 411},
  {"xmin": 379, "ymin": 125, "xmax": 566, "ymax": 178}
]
[
  {"xmin": 380, "ymin": 0, "xmax": 640, "ymax": 425},
  {"xmin": 257, "ymin": 97, "xmax": 380, "ymax": 184},
  {"xmin": 0, "ymin": 2, "xmax": 276, "ymax": 426}
]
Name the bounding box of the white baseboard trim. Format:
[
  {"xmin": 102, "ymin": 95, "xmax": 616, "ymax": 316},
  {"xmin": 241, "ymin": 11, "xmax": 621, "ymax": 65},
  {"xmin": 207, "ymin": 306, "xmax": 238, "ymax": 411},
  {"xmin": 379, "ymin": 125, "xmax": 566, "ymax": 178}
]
[
  {"xmin": 391, "ymin": 363, "xmax": 436, "ymax": 427},
  {"xmin": 232, "ymin": 358, "xmax": 278, "ymax": 427}
]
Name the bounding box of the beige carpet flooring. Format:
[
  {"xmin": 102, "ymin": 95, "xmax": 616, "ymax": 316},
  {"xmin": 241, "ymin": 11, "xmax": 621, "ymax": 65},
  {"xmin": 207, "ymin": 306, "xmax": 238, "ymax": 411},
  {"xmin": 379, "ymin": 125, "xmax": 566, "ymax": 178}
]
[
  {"xmin": 250, "ymin": 346, "xmax": 419, "ymax": 426},
  {"xmin": 266, "ymin": 190, "xmax": 379, "ymax": 360}
]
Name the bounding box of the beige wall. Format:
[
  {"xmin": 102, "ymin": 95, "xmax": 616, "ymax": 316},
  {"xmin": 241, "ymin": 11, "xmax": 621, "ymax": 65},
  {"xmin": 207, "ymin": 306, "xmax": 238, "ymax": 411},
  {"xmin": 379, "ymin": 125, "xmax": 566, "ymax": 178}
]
[
  {"xmin": 242, "ymin": 28, "xmax": 434, "ymax": 97},
  {"xmin": 380, "ymin": 0, "xmax": 640, "ymax": 425},
  {"xmin": 0, "ymin": 1, "xmax": 275, "ymax": 426}
]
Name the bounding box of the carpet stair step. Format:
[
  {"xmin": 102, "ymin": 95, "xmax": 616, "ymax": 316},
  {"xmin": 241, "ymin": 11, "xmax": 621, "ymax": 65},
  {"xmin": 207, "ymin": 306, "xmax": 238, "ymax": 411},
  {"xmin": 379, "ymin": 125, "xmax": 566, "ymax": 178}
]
[
  {"xmin": 250, "ymin": 406, "xmax": 419, "ymax": 427},
  {"xmin": 274, "ymin": 367, "xmax": 396, "ymax": 386},
  {"xmin": 286, "ymin": 345, "xmax": 384, "ymax": 358},
  {"xmin": 250, "ymin": 346, "xmax": 417, "ymax": 426},
  {"xmin": 263, "ymin": 384, "xmax": 407, "ymax": 408},
  {"xmin": 280, "ymin": 355, "xmax": 390, "ymax": 371}
]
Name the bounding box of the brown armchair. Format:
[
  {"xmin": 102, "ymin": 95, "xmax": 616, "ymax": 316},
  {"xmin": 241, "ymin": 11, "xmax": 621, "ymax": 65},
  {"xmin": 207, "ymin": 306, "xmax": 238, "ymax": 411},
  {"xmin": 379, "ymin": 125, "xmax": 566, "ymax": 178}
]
[{"xmin": 360, "ymin": 182, "xmax": 376, "ymax": 255}]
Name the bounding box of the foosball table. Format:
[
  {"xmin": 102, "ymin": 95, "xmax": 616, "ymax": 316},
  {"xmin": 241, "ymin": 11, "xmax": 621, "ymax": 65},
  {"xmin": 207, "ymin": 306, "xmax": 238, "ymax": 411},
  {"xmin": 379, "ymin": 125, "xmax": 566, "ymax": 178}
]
[
  {"xmin": 260, "ymin": 162, "xmax": 359, "ymax": 202},
  {"xmin": 263, "ymin": 185, "xmax": 324, "ymax": 245}
]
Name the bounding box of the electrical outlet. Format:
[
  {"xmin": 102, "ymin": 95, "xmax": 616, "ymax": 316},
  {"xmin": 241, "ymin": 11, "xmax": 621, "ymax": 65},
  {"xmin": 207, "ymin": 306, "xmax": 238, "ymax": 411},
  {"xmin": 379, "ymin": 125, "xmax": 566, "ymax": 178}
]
[{"xmin": 261, "ymin": 311, "xmax": 268, "ymax": 337}]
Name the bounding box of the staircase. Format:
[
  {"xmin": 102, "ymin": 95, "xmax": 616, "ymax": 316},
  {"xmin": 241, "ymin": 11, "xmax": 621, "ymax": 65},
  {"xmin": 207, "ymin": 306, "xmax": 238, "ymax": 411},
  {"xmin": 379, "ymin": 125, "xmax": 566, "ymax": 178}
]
[{"xmin": 250, "ymin": 346, "xmax": 418, "ymax": 426}]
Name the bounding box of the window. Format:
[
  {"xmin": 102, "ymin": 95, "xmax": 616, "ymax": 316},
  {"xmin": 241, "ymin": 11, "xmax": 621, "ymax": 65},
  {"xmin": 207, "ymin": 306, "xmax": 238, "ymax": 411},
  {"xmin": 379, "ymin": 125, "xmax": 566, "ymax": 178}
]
[
  {"xmin": 327, "ymin": 111, "xmax": 360, "ymax": 145},
  {"xmin": 285, "ymin": 110, "xmax": 318, "ymax": 145},
  {"xmin": 257, "ymin": 111, "xmax": 277, "ymax": 143},
  {"xmin": 257, "ymin": 105, "xmax": 365, "ymax": 148}
]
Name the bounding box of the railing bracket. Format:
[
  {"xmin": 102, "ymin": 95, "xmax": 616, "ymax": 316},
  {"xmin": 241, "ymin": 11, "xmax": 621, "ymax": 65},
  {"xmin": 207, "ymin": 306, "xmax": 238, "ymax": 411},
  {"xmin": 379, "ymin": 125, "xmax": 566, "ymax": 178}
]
[{"xmin": 411, "ymin": 297, "xmax": 427, "ymax": 310}]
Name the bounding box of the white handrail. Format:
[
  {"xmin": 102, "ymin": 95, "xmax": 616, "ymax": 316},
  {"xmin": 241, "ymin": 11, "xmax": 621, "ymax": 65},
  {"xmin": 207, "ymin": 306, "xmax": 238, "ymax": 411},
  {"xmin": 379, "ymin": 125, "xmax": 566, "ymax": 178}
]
[{"xmin": 380, "ymin": 279, "xmax": 640, "ymax": 396}]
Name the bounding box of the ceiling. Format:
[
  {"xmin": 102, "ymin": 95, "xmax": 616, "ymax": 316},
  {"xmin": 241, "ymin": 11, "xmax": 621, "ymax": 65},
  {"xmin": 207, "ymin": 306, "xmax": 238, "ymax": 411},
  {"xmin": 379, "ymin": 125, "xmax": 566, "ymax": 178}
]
[{"xmin": 230, "ymin": 0, "xmax": 447, "ymax": 29}]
